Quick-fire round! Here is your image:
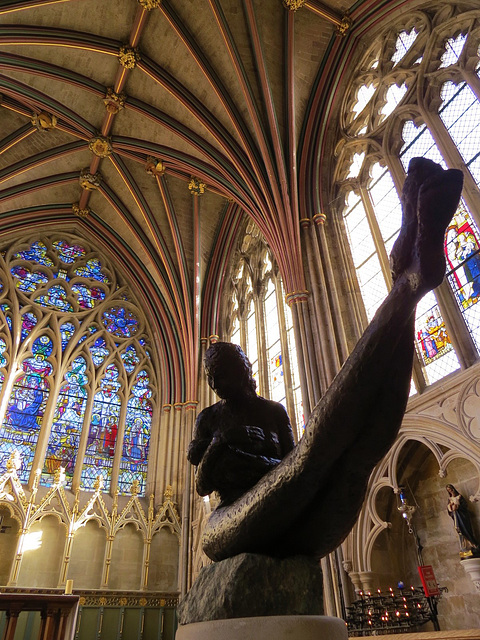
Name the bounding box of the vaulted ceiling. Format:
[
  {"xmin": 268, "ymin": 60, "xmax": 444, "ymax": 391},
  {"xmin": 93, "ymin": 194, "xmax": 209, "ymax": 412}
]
[{"xmin": 0, "ymin": 0, "xmax": 403, "ymax": 402}]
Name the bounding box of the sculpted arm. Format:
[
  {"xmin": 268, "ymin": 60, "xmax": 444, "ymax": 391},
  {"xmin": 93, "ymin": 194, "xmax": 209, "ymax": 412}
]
[{"xmin": 187, "ymin": 408, "xmax": 214, "ymax": 466}]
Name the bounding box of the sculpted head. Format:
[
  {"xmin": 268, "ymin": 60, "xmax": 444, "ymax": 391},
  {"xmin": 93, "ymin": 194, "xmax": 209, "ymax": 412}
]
[{"xmin": 204, "ymin": 342, "xmax": 256, "ymax": 399}]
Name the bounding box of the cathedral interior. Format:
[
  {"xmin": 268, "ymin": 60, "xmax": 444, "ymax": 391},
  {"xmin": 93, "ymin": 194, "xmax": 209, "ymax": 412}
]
[{"xmin": 0, "ymin": 0, "xmax": 480, "ymax": 638}]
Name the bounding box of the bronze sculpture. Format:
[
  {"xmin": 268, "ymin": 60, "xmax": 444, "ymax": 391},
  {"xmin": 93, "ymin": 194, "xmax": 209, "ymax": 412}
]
[{"xmin": 189, "ymin": 157, "xmax": 464, "ymax": 563}]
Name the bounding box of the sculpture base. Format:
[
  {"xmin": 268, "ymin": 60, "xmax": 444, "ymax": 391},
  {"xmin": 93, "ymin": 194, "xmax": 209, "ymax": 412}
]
[
  {"xmin": 461, "ymin": 556, "xmax": 480, "ymax": 591},
  {"xmin": 175, "ymin": 615, "xmax": 348, "ymax": 640}
]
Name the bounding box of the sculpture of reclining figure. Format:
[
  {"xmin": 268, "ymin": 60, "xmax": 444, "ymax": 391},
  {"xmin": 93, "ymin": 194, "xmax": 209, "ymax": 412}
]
[{"xmin": 188, "ymin": 158, "xmax": 464, "ymax": 562}]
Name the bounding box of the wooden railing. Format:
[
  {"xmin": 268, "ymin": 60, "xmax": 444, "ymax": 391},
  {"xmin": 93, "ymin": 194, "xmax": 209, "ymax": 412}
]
[{"xmin": 0, "ymin": 594, "xmax": 79, "ymax": 640}]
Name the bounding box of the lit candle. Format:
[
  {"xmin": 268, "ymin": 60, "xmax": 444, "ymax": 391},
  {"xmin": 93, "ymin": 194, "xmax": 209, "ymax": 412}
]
[{"xmin": 65, "ymin": 579, "xmax": 73, "ymax": 595}]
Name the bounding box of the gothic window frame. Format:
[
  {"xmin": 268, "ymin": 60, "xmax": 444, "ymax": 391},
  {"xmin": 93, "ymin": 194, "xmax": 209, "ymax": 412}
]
[
  {"xmin": 0, "ymin": 233, "xmax": 158, "ymax": 497},
  {"xmin": 333, "ymin": 2, "xmax": 480, "ymax": 391}
]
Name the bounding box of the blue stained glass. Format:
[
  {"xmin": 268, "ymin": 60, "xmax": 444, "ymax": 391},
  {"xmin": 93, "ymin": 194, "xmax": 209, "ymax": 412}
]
[
  {"xmin": 52, "ymin": 240, "xmax": 85, "ymax": 264},
  {"xmin": 121, "ymin": 345, "xmax": 140, "ymax": 374},
  {"xmin": 0, "ymin": 304, "xmax": 12, "ymax": 331},
  {"xmin": 81, "ymin": 364, "xmax": 121, "ymax": 491},
  {"xmin": 90, "ymin": 338, "xmax": 109, "ymax": 366},
  {"xmin": 34, "ymin": 284, "xmax": 73, "ymax": 311},
  {"xmin": 11, "ymin": 266, "xmax": 49, "ymax": 292},
  {"xmin": 60, "ymin": 322, "xmax": 76, "ymax": 350},
  {"xmin": 118, "ymin": 370, "xmax": 152, "ymax": 495},
  {"xmin": 75, "ymin": 258, "xmax": 110, "ymax": 283},
  {"xmin": 102, "ymin": 307, "xmax": 138, "ymax": 337},
  {"xmin": 72, "ymin": 283, "xmax": 106, "ymax": 309},
  {"xmin": 0, "ymin": 336, "xmax": 53, "ymax": 483},
  {"xmin": 0, "ymin": 337, "xmax": 7, "ymax": 369},
  {"xmin": 42, "ymin": 356, "xmax": 88, "ymax": 487},
  {"xmin": 21, "ymin": 312, "xmax": 37, "ymax": 342},
  {"xmin": 13, "ymin": 241, "xmax": 54, "ymax": 267}
]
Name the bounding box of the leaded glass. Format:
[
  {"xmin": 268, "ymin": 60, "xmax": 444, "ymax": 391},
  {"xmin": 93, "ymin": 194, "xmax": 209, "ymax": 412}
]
[
  {"xmin": 352, "ymin": 84, "xmax": 376, "ymax": 117},
  {"xmin": 34, "ymin": 284, "xmax": 73, "ymax": 312},
  {"xmin": 11, "ymin": 266, "xmax": 49, "ymax": 293},
  {"xmin": 391, "ymin": 29, "xmax": 418, "ymax": 66},
  {"xmin": 439, "ymin": 82, "xmax": 480, "ymax": 172},
  {"xmin": 0, "ymin": 336, "xmax": 53, "ymax": 483},
  {"xmin": 415, "ymin": 293, "xmax": 460, "ymax": 384},
  {"xmin": 71, "ymin": 283, "xmax": 106, "ymax": 309},
  {"xmin": 43, "ymin": 356, "xmax": 88, "ymax": 487},
  {"xmin": 81, "ymin": 364, "xmax": 122, "ymax": 491},
  {"xmin": 21, "ymin": 312, "xmax": 37, "ymax": 342},
  {"xmin": 368, "ymin": 164, "xmax": 403, "ymax": 245},
  {"xmin": 102, "ymin": 307, "xmax": 138, "ymax": 337},
  {"xmin": 347, "ymin": 152, "xmax": 365, "ymax": 178},
  {"xmin": 118, "ymin": 370, "xmax": 152, "ymax": 495},
  {"xmin": 0, "ymin": 234, "xmax": 156, "ymax": 496},
  {"xmin": 52, "ymin": 240, "xmax": 85, "ymax": 264},
  {"xmin": 121, "ymin": 345, "xmax": 140, "ymax": 374},
  {"xmin": 0, "ymin": 338, "xmax": 7, "ymax": 370},
  {"xmin": 74, "ymin": 258, "xmax": 109, "ymax": 283},
  {"xmin": 379, "ymin": 83, "xmax": 408, "ymax": 120},
  {"xmin": 60, "ymin": 322, "xmax": 76, "ymax": 350},
  {"xmin": 439, "ymin": 33, "xmax": 467, "ymax": 68},
  {"xmin": 265, "ymin": 280, "xmax": 285, "ymax": 404},
  {"xmin": 246, "ymin": 298, "xmax": 258, "ymax": 383},
  {"xmin": 1, "ymin": 304, "xmax": 12, "ymax": 331},
  {"xmin": 90, "ymin": 338, "xmax": 110, "ymax": 367},
  {"xmin": 13, "ymin": 241, "xmax": 54, "ymax": 267}
]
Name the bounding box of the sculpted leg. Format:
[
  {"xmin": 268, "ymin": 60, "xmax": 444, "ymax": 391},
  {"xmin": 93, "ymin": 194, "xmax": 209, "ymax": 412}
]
[{"xmin": 202, "ymin": 159, "xmax": 463, "ymax": 561}]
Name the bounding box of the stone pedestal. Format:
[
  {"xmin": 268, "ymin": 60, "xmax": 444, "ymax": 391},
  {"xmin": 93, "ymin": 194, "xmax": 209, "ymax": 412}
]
[
  {"xmin": 175, "ymin": 615, "xmax": 348, "ymax": 640},
  {"xmin": 461, "ymin": 557, "xmax": 480, "ymax": 591},
  {"xmin": 177, "ymin": 554, "xmax": 323, "ymax": 625}
]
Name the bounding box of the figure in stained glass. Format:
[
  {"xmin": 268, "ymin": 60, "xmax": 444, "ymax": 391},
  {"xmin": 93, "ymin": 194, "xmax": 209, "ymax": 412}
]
[
  {"xmin": 446, "ymin": 207, "xmax": 480, "ymax": 307},
  {"xmin": 75, "ymin": 258, "xmax": 109, "ymax": 283},
  {"xmin": 34, "ymin": 284, "xmax": 73, "ymax": 311},
  {"xmin": 52, "ymin": 240, "xmax": 85, "ymax": 264},
  {"xmin": 43, "ymin": 356, "xmax": 88, "ymax": 486},
  {"xmin": 102, "ymin": 306, "xmax": 138, "ymax": 337},
  {"xmin": 60, "ymin": 322, "xmax": 76, "ymax": 350},
  {"xmin": 21, "ymin": 311, "xmax": 37, "ymax": 342},
  {"xmin": 118, "ymin": 370, "xmax": 152, "ymax": 494},
  {"xmin": 72, "ymin": 283, "xmax": 106, "ymax": 309},
  {"xmin": 81, "ymin": 364, "xmax": 121, "ymax": 490},
  {"xmin": 416, "ymin": 307, "xmax": 452, "ymax": 366},
  {"xmin": 1, "ymin": 336, "xmax": 53, "ymax": 481},
  {"xmin": 13, "ymin": 241, "xmax": 54, "ymax": 267},
  {"xmin": 121, "ymin": 344, "xmax": 140, "ymax": 374},
  {"xmin": 90, "ymin": 337, "xmax": 109, "ymax": 366},
  {"xmin": 11, "ymin": 266, "xmax": 49, "ymax": 292}
]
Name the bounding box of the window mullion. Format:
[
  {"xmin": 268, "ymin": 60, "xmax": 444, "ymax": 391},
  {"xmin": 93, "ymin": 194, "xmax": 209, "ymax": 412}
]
[{"xmin": 358, "ymin": 186, "xmax": 393, "ymax": 289}]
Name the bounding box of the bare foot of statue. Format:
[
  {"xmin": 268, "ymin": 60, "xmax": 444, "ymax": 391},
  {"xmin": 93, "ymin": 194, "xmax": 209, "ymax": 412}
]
[
  {"xmin": 195, "ymin": 157, "xmax": 464, "ymax": 562},
  {"xmin": 390, "ymin": 158, "xmax": 464, "ymax": 296}
]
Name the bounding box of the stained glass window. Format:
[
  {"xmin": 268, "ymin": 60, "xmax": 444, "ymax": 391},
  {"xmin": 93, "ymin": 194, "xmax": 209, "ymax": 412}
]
[
  {"xmin": 0, "ymin": 235, "xmax": 156, "ymax": 495},
  {"xmin": 118, "ymin": 370, "xmax": 153, "ymax": 495},
  {"xmin": 43, "ymin": 356, "xmax": 88, "ymax": 487},
  {"xmin": 1, "ymin": 336, "xmax": 53, "ymax": 483},
  {"xmin": 265, "ymin": 280, "xmax": 285, "ymax": 404},
  {"xmin": 335, "ymin": 15, "xmax": 480, "ymax": 391}
]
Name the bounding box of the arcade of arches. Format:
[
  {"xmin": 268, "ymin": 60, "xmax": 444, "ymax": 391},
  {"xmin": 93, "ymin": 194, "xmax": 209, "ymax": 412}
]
[{"xmin": 0, "ymin": 0, "xmax": 480, "ymax": 636}]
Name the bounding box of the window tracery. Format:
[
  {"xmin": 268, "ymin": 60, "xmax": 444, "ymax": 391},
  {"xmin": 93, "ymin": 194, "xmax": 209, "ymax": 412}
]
[
  {"xmin": 225, "ymin": 225, "xmax": 304, "ymax": 440},
  {"xmin": 334, "ymin": 2, "xmax": 480, "ymax": 390},
  {"xmin": 0, "ymin": 234, "xmax": 156, "ymax": 496}
]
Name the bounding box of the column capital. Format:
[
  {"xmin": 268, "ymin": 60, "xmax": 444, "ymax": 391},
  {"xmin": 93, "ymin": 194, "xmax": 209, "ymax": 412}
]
[{"xmin": 285, "ymin": 290, "xmax": 310, "ymax": 306}]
